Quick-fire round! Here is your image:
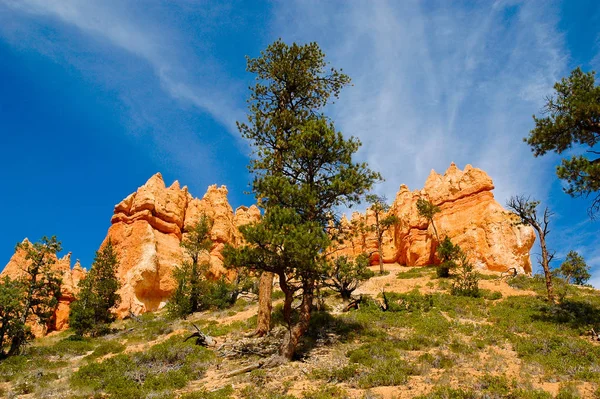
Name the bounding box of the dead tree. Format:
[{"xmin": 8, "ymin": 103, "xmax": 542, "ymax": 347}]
[
  {"xmin": 380, "ymin": 289, "xmax": 389, "ymax": 311},
  {"xmin": 344, "ymin": 295, "xmax": 363, "ymax": 312},
  {"xmin": 501, "ymin": 267, "xmax": 518, "ymax": 279},
  {"xmin": 184, "ymin": 323, "xmax": 215, "ymax": 347},
  {"xmin": 506, "ymin": 195, "xmax": 556, "ymax": 302}
]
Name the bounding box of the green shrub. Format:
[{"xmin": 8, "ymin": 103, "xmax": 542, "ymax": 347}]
[
  {"xmin": 556, "ymin": 383, "xmax": 582, "ymax": 399},
  {"xmin": 180, "ymin": 386, "xmax": 234, "ymax": 399},
  {"xmin": 396, "ymin": 267, "xmax": 435, "ymax": 279},
  {"xmin": 302, "ymin": 385, "xmax": 349, "ymax": 398},
  {"xmin": 450, "ymin": 252, "xmax": 480, "ymax": 298},
  {"xmin": 481, "ymin": 290, "xmax": 502, "ymax": 300},
  {"xmin": 0, "ymin": 355, "xmax": 28, "ymax": 382},
  {"xmin": 346, "ymin": 341, "xmax": 419, "ymax": 388},
  {"xmin": 310, "ymin": 364, "xmax": 359, "ymax": 383},
  {"xmin": 33, "ymin": 335, "xmax": 96, "ymax": 357},
  {"xmin": 414, "ymin": 386, "xmax": 477, "ymax": 398},
  {"xmin": 477, "ymin": 374, "xmax": 512, "ymax": 397},
  {"xmin": 417, "ymin": 352, "xmax": 454, "ymax": 369},
  {"xmin": 85, "ymin": 339, "xmax": 126, "ymax": 361},
  {"xmin": 71, "ymin": 335, "xmax": 214, "ymax": 398},
  {"xmin": 239, "ymin": 386, "xmax": 296, "ymax": 399}
]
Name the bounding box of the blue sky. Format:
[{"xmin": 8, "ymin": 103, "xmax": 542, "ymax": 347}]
[{"xmin": 1, "ymin": 0, "xmax": 599, "ymax": 285}]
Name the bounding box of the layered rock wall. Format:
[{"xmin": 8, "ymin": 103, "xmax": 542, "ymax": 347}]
[
  {"xmin": 336, "ymin": 163, "xmax": 535, "ymax": 273},
  {"xmin": 104, "ymin": 173, "xmax": 260, "ymax": 317},
  {"xmin": 2, "ymin": 165, "xmax": 536, "ymax": 333}
]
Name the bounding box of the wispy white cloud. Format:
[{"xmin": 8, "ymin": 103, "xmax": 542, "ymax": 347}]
[
  {"xmin": 272, "ymin": 0, "xmax": 600, "ymax": 285},
  {"xmin": 0, "ymin": 0, "xmax": 247, "ymax": 185},
  {"xmin": 0, "ymin": 0, "xmax": 243, "ymax": 131},
  {"xmin": 273, "ymin": 0, "xmax": 566, "ymax": 205}
]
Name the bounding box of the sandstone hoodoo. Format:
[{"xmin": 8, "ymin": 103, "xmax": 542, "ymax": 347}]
[
  {"xmin": 336, "ymin": 163, "xmax": 536, "ymax": 274},
  {"xmin": 103, "ymin": 173, "xmax": 260, "ymax": 317},
  {"xmin": 1, "ymin": 165, "xmax": 535, "ymax": 331},
  {"xmin": 0, "ymin": 241, "xmax": 85, "ymax": 336}
]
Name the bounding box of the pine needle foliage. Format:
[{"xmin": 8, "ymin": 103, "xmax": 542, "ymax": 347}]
[
  {"xmin": 526, "ymin": 67, "xmax": 600, "ymax": 217},
  {"xmin": 69, "ymin": 239, "xmax": 120, "ymax": 337},
  {"xmin": 3, "ymin": 237, "xmax": 62, "ymax": 357},
  {"xmin": 226, "ymin": 40, "xmax": 380, "ymax": 359}
]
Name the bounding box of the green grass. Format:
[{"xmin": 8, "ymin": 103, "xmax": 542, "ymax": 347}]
[
  {"xmin": 489, "ymin": 295, "xmax": 600, "ymax": 381},
  {"xmin": 180, "ymin": 385, "xmax": 234, "ymax": 399},
  {"xmin": 71, "ymin": 334, "xmax": 214, "ymax": 399},
  {"xmin": 396, "ymin": 266, "xmax": 436, "ymax": 279},
  {"xmin": 2, "ymin": 274, "xmax": 600, "ymax": 398},
  {"xmin": 346, "ymin": 340, "xmax": 421, "ymax": 388}
]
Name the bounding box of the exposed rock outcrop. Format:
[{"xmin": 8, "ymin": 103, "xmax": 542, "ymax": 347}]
[
  {"xmin": 2, "ymin": 164, "xmax": 536, "ymax": 332},
  {"xmin": 336, "ymin": 163, "xmax": 535, "ymax": 274},
  {"xmin": 104, "ymin": 174, "xmax": 260, "ymax": 317},
  {"xmin": 0, "ymin": 242, "xmax": 85, "ymax": 336}
]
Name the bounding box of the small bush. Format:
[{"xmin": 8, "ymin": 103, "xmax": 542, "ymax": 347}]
[
  {"xmin": 397, "ymin": 266, "xmax": 435, "ymax": 279},
  {"xmin": 325, "ymin": 254, "xmax": 374, "ymax": 300},
  {"xmin": 180, "ymin": 385, "xmax": 234, "ymax": 399},
  {"xmin": 311, "ymin": 364, "xmax": 359, "ymax": 383},
  {"xmin": 414, "ymin": 386, "xmax": 477, "ymax": 398},
  {"xmin": 85, "ymin": 339, "xmax": 126, "ymax": 361},
  {"xmin": 481, "ymin": 290, "xmax": 502, "ymax": 300},
  {"xmin": 33, "ymin": 335, "xmax": 96, "ymax": 357},
  {"xmin": 0, "ymin": 355, "xmax": 28, "ymax": 382},
  {"xmin": 346, "ymin": 341, "xmax": 419, "ymax": 388},
  {"xmin": 71, "ymin": 335, "xmax": 214, "ymax": 398},
  {"xmin": 417, "ymin": 352, "xmax": 455, "ymax": 369},
  {"xmin": 451, "ymin": 253, "xmax": 480, "ymax": 297},
  {"xmin": 239, "ymin": 386, "xmax": 296, "ymax": 399}
]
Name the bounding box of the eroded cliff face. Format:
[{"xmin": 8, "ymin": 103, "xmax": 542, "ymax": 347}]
[
  {"xmin": 2, "ymin": 164, "xmax": 535, "ymax": 332},
  {"xmin": 0, "ymin": 241, "xmax": 85, "ymax": 336},
  {"xmin": 336, "ymin": 163, "xmax": 535, "ymax": 273},
  {"xmin": 103, "ymin": 173, "xmax": 260, "ymax": 317}
]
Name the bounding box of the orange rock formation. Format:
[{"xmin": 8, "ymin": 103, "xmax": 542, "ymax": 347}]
[
  {"xmin": 337, "ymin": 163, "xmax": 535, "ymax": 273},
  {"xmin": 1, "ymin": 164, "xmax": 535, "ymax": 333},
  {"xmin": 103, "ymin": 173, "xmax": 260, "ymax": 317},
  {"xmin": 0, "ymin": 240, "xmax": 85, "ymax": 336}
]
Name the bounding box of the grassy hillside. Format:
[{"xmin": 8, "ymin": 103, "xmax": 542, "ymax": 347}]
[{"xmin": 1, "ymin": 265, "xmax": 599, "ymax": 399}]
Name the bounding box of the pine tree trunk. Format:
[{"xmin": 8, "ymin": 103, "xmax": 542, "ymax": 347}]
[
  {"xmin": 378, "ymin": 235, "xmax": 385, "ymax": 275},
  {"xmin": 255, "ymin": 271, "xmax": 273, "ymax": 336},
  {"xmin": 280, "ymin": 281, "xmax": 314, "ymax": 360},
  {"xmin": 536, "ymin": 227, "xmax": 555, "ymax": 303},
  {"xmin": 431, "ymin": 219, "xmax": 439, "ymax": 242}
]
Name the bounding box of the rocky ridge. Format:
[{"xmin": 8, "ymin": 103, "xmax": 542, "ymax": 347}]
[
  {"xmin": 336, "ymin": 163, "xmax": 535, "ymax": 273},
  {"xmin": 1, "ymin": 164, "xmax": 535, "ymax": 334},
  {"xmin": 103, "ymin": 173, "xmax": 260, "ymax": 317}
]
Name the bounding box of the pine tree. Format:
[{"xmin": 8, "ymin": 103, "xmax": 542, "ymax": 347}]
[
  {"xmin": 558, "ymin": 250, "xmax": 591, "ymax": 285},
  {"xmin": 365, "ymin": 195, "xmax": 400, "ymax": 274},
  {"xmin": 416, "ymin": 198, "xmax": 441, "ymax": 242},
  {"xmin": 8, "ymin": 237, "xmax": 62, "ymax": 356},
  {"xmin": 324, "ymin": 254, "xmax": 374, "ymax": 300},
  {"xmin": 233, "ymin": 40, "xmax": 353, "ymax": 337},
  {"xmin": 69, "ymin": 240, "xmax": 120, "ymax": 336},
  {"xmin": 226, "ymin": 40, "xmax": 379, "ymax": 360},
  {"xmin": 0, "ymin": 277, "xmax": 26, "ymax": 358},
  {"xmin": 525, "ymin": 67, "xmax": 600, "ymax": 217},
  {"xmin": 168, "ymin": 215, "xmax": 213, "ymax": 318}
]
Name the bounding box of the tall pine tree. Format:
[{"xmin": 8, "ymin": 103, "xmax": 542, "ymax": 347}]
[
  {"xmin": 226, "ymin": 40, "xmax": 379, "ymax": 360},
  {"xmin": 8, "ymin": 237, "xmax": 62, "ymax": 356},
  {"xmin": 69, "ymin": 240, "xmax": 120, "ymax": 336}
]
